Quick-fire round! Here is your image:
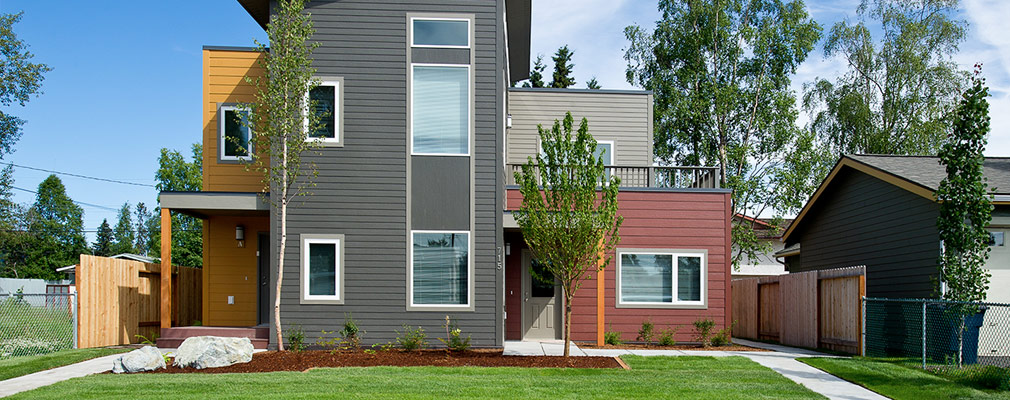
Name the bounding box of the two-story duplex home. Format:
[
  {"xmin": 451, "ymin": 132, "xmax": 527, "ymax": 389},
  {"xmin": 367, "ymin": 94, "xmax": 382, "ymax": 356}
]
[{"xmin": 156, "ymin": 0, "xmax": 733, "ymax": 349}]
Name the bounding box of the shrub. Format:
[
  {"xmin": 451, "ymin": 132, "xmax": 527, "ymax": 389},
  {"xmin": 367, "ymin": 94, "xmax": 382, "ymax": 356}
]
[
  {"xmin": 396, "ymin": 325, "xmax": 428, "ymax": 351},
  {"xmin": 658, "ymin": 327, "xmax": 678, "ymax": 346},
  {"xmin": 711, "ymin": 322, "xmax": 735, "ymax": 347},
  {"xmin": 438, "ymin": 315, "xmax": 471, "ymax": 351},
  {"xmin": 636, "ymin": 319, "xmax": 655, "ymax": 345},
  {"xmin": 287, "ymin": 324, "xmax": 306, "ymax": 352},
  {"xmin": 692, "ymin": 318, "xmax": 716, "ymax": 347},
  {"xmin": 604, "ymin": 328, "xmax": 623, "ymax": 346},
  {"xmin": 340, "ymin": 313, "xmax": 364, "ymax": 349},
  {"xmin": 316, "ymin": 330, "xmax": 345, "ymax": 353}
]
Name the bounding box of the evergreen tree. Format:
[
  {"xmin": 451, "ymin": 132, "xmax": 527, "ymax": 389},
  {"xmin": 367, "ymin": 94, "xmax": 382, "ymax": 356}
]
[
  {"xmin": 0, "ymin": 165, "xmax": 31, "ymax": 278},
  {"xmin": 522, "ymin": 55, "xmax": 546, "ymax": 88},
  {"xmin": 111, "ymin": 202, "xmax": 135, "ymax": 255},
  {"xmin": 26, "ymin": 175, "xmax": 86, "ymax": 280},
  {"xmin": 92, "ymin": 219, "xmax": 113, "ymax": 257},
  {"xmin": 134, "ymin": 202, "xmax": 151, "ymax": 256},
  {"xmin": 550, "ymin": 45, "xmax": 575, "ymax": 88},
  {"xmin": 586, "ymin": 77, "xmax": 601, "ymax": 90}
]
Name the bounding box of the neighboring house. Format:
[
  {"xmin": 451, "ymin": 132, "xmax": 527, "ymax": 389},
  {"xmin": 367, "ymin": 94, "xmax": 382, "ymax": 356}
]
[
  {"xmin": 156, "ymin": 0, "xmax": 732, "ymax": 348},
  {"xmin": 779, "ymin": 154, "xmax": 1010, "ymax": 305},
  {"xmin": 732, "ymin": 215, "xmax": 787, "ymax": 280}
]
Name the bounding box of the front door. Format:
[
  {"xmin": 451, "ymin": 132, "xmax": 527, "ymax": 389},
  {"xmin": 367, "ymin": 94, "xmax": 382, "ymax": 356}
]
[
  {"xmin": 257, "ymin": 232, "xmax": 269, "ymax": 325},
  {"xmin": 522, "ymin": 250, "xmax": 560, "ymax": 340}
]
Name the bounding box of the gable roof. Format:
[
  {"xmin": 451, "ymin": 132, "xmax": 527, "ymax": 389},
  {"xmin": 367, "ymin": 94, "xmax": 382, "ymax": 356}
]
[{"xmin": 782, "ymin": 154, "xmax": 1010, "ymax": 242}]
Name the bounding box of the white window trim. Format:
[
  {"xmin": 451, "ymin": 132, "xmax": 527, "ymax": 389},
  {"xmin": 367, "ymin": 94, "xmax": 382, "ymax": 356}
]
[
  {"xmin": 409, "ymin": 17, "xmax": 471, "ymax": 49},
  {"xmin": 615, "ymin": 248, "xmax": 708, "ymax": 309},
  {"xmin": 409, "ymin": 63, "xmax": 472, "ymax": 157},
  {"xmin": 407, "ymin": 230, "xmax": 473, "ymax": 310},
  {"xmin": 304, "ymin": 78, "xmax": 343, "ymax": 146},
  {"xmin": 218, "ymin": 105, "xmax": 252, "ymax": 161},
  {"xmin": 300, "ymin": 235, "xmax": 344, "ymax": 304},
  {"xmin": 537, "ymin": 139, "xmax": 616, "ymax": 165}
]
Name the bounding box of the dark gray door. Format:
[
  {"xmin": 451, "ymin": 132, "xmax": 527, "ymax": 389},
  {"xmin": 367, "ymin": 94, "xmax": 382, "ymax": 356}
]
[
  {"xmin": 257, "ymin": 232, "xmax": 269, "ymax": 325},
  {"xmin": 521, "ymin": 250, "xmax": 560, "ymax": 340}
]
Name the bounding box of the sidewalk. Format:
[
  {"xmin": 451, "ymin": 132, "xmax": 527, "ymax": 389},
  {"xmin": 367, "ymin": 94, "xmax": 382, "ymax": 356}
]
[{"xmin": 503, "ymin": 338, "xmax": 887, "ymax": 400}]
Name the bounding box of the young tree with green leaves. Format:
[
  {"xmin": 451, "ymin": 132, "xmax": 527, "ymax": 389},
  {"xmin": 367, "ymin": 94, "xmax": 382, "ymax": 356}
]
[
  {"xmin": 804, "ymin": 0, "xmax": 966, "ymax": 157},
  {"xmin": 513, "ymin": 112, "xmax": 622, "ymax": 357},
  {"xmin": 624, "ymin": 0, "xmax": 820, "ymax": 268},
  {"xmin": 586, "ymin": 77, "xmax": 601, "ymax": 90},
  {"xmin": 26, "ymin": 175, "xmax": 85, "ymax": 280},
  {"xmin": 111, "ymin": 202, "xmax": 135, "ymax": 255},
  {"xmin": 246, "ymin": 0, "xmax": 321, "ymax": 351},
  {"xmin": 0, "ymin": 12, "xmax": 51, "ymax": 160},
  {"xmin": 550, "ymin": 45, "xmax": 575, "ymax": 88},
  {"xmin": 92, "ymin": 219, "xmax": 113, "ymax": 257},
  {"xmin": 522, "ymin": 55, "xmax": 547, "ymax": 88},
  {"xmin": 152, "ymin": 144, "xmax": 203, "ymax": 266}
]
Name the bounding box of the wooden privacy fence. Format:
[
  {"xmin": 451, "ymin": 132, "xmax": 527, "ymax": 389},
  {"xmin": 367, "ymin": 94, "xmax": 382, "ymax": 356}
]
[
  {"xmin": 76, "ymin": 255, "xmax": 201, "ymax": 348},
  {"xmin": 732, "ymin": 266, "xmax": 865, "ymax": 354}
]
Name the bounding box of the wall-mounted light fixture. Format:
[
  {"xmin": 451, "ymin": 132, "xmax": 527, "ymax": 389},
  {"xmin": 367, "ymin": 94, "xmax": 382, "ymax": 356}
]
[
  {"xmin": 505, "ymin": 242, "xmax": 510, "ymax": 256},
  {"xmin": 506, "ymin": 114, "xmax": 512, "ymax": 129},
  {"xmin": 236, "ymin": 225, "xmax": 245, "ymax": 248}
]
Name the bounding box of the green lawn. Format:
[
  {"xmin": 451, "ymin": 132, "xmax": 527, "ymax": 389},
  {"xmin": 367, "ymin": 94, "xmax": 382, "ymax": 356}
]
[
  {"xmin": 799, "ymin": 357, "xmax": 1010, "ymax": 400},
  {"xmin": 0, "ymin": 347, "xmax": 131, "ymax": 381},
  {"xmin": 11, "ymin": 356, "xmax": 824, "ymax": 399}
]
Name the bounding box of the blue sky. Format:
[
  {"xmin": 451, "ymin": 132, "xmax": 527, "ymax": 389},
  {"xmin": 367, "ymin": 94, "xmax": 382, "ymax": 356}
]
[{"xmin": 2, "ymin": 0, "xmax": 1009, "ymax": 238}]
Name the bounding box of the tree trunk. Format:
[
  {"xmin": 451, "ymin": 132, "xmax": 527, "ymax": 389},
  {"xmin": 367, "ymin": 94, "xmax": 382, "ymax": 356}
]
[
  {"xmin": 564, "ymin": 289, "xmax": 572, "ymax": 358},
  {"xmin": 274, "ymin": 143, "xmax": 288, "ymax": 351}
]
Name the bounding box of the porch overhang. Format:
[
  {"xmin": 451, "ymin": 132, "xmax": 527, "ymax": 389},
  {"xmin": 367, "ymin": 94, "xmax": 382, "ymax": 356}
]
[{"xmin": 159, "ymin": 191, "xmax": 270, "ymax": 219}]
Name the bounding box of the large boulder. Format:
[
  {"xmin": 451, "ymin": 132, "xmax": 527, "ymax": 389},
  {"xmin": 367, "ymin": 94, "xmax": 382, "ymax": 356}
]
[
  {"xmin": 112, "ymin": 346, "xmax": 166, "ymax": 374},
  {"xmin": 173, "ymin": 336, "xmax": 254, "ymax": 370}
]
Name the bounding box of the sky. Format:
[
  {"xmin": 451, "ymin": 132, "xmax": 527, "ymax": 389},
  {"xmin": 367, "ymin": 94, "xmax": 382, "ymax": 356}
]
[{"xmin": 2, "ymin": 0, "xmax": 1009, "ymax": 239}]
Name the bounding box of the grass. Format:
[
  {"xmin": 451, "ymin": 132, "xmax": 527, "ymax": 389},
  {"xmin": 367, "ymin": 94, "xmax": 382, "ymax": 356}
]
[
  {"xmin": 0, "ymin": 347, "xmax": 131, "ymax": 381},
  {"xmin": 11, "ymin": 356, "xmax": 825, "ymax": 399},
  {"xmin": 799, "ymin": 357, "xmax": 1010, "ymax": 400}
]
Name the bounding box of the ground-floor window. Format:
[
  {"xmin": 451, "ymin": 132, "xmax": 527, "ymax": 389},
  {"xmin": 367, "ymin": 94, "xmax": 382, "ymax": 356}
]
[
  {"xmin": 616, "ymin": 249, "xmax": 706, "ymax": 308},
  {"xmin": 410, "ymin": 231, "xmax": 470, "ymax": 307},
  {"xmin": 300, "ymin": 234, "xmax": 343, "ymax": 304}
]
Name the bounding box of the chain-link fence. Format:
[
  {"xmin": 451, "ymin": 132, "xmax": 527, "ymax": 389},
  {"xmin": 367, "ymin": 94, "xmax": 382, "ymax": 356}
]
[
  {"xmin": 0, "ymin": 293, "xmax": 77, "ymax": 359},
  {"xmin": 864, "ymin": 297, "xmax": 1009, "ymax": 386}
]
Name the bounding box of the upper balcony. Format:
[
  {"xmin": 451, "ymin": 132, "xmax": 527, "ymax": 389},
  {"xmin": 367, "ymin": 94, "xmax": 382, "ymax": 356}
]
[{"xmin": 504, "ymin": 164, "xmax": 719, "ymax": 189}]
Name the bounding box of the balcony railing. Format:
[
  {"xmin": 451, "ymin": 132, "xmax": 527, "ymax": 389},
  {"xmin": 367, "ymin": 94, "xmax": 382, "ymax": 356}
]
[{"xmin": 505, "ymin": 164, "xmax": 720, "ymax": 189}]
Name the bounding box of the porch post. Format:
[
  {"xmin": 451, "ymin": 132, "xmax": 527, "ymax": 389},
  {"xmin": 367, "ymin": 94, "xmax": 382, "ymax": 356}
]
[
  {"xmin": 597, "ymin": 237, "xmax": 606, "ymax": 346},
  {"xmin": 161, "ymin": 208, "xmax": 172, "ymax": 329}
]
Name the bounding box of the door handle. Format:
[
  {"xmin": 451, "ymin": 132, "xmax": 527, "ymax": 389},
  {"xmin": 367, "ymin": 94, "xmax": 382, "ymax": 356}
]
[{"xmin": 524, "ymin": 291, "xmax": 529, "ymax": 302}]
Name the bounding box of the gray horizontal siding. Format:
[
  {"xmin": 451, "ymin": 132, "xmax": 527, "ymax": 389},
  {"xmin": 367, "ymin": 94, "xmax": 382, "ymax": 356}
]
[
  {"xmin": 269, "ymin": 0, "xmax": 502, "ymax": 348},
  {"xmin": 788, "ymin": 168, "xmax": 941, "ymax": 298}
]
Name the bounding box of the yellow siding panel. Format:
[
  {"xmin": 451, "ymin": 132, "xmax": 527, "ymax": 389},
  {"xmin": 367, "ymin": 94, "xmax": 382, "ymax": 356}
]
[
  {"xmin": 203, "ymin": 49, "xmax": 267, "ymax": 193},
  {"xmin": 204, "ymin": 215, "xmax": 269, "ymax": 327}
]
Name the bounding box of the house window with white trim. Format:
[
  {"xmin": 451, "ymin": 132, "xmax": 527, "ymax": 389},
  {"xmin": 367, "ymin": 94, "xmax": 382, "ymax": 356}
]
[
  {"xmin": 306, "ymin": 79, "xmax": 341, "ymax": 145},
  {"xmin": 617, "ymin": 250, "xmax": 706, "ymax": 307},
  {"xmin": 411, "ymin": 18, "xmax": 470, "ymax": 48},
  {"xmin": 410, "ymin": 231, "xmax": 469, "ymax": 307},
  {"xmin": 411, "ymin": 65, "xmax": 470, "ymax": 155},
  {"xmin": 301, "ymin": 235, "xmax": 342, "ymax": 303},
  {"xmin": 219, "ymin": 105, "xmax": 252, "ymax": 161}
]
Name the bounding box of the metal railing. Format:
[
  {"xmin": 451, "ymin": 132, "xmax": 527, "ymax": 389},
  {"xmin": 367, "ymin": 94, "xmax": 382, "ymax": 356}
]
[
  {"xmin": 0, "ymin": 293, "xmax": 77, "ymax": 359},
  {"xmin": 506, "ymin": 164, "xmax": 720, "ymax": 189},
  {"xmin": 863, "ymin": 297, "xmax": 1009, "ymax": 385}
]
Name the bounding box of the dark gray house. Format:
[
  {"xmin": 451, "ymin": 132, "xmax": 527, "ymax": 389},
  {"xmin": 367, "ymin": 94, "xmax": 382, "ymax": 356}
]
[{"xmin": 780, "ymin": 154, "xmax": 1010, "ymax": 303}]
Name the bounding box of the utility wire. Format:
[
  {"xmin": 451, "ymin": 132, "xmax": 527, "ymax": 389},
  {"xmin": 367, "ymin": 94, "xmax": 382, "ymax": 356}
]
[
  {"xmin": 2, "ymin": 162, "xmax": 156, "ymax": 188},
  {"xmin": 12, "ymin": 186, "xmax": 122, "ymax": 212}
]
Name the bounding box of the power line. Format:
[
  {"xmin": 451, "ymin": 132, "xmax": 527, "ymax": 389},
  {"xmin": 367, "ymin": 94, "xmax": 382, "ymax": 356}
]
[
  {"xmin": 11, "ymin": 186, "xmax": 121, "ymax": 212},
  {"xmin": 3, "ymin": 162, "xmax": 156, "ymax": 188}
]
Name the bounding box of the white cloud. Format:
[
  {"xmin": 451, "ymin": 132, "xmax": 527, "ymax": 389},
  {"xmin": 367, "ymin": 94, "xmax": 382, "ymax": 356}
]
[{"xmin": 961, "ymin": 0, "xmax": 1010, "ymax": 155}]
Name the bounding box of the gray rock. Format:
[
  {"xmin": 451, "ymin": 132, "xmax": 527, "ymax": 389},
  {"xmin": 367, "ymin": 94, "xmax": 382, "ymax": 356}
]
[
  {"xmin": 173, "ymin": 336, "xmax": 253, "ymax": 370},
  {"xmin": 112, "ymin": 346, "xmax": 166, "ymax": 374}
]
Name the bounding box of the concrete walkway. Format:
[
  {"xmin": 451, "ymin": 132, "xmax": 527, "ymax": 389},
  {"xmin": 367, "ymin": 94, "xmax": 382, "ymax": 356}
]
[{"xmin": 503, "ymin": 338, "xmax": 886, "ymax": 400}]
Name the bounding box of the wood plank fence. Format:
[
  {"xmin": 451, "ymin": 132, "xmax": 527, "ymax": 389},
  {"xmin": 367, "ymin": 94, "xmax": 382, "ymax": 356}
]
[
  {"xmin": 732, "ymin": 266, "xmax": 865, "ymax": 354},
  {"xmin": 76, "ymin": 255, "xmax": 201, "ymax": 348}
]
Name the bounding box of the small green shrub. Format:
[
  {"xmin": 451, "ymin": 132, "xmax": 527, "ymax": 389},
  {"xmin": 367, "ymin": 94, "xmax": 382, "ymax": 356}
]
[
  {"xmin": 316, "ymin": 330, "xmax": 345, "ymax": 353},
  {"xmin": 636, "ymin": 319, "xmax": 654, "ymax": 345},
  {"xmin": 134, "ymin": 333, "xmax": 158, "ymax": 346},
  {"xmin": 711, "ymin": 322, "xmax": 735, "ymax": 347},
  {"xmin": 287, "ymin": 324, "xmax": 306, "ymax": 352},
  {"xmin": 191, "ymin": 320, "xmax": 202, "ymax": 326},
  {"xmin": 438, "ymin": 315, "xmax": 471, "ymax": 351},
  {"xmin": 396, "ymin": 325, "xmax": 428, "ymax": 351},
  {"xmin": 692, "ymin": 318, "xmax": 716, "ymax": 347},
  {"xmin": 604, "ymin": 328, "xmax": 623, "ymax": 346},
  {"xmin": 339, "ymin": 313, "xmax": 364, "ymax": 349},
  {"xmin": 658, "ymin": 327, "xmax": 678, "ymax": 346}
]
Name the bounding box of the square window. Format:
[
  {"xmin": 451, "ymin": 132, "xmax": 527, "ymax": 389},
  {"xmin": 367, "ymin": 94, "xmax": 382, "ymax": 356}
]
[
  {"xmin": 617, "ymin": 250, "xmax": 706, "ymax": 307},
  {"xmin": 301, "ymin": 235, "xmax": 342, "ymax": 303},
  {"xmin": 219, "ymin": 105, "xmax": 252, "ymax": 160},
  {"xmin": 412, "ymin": 19, "xmax": 469, "ymax": 47},
  {"xmin": 410, "ymin": 231, "xmax": 469, "ymax": 307},
  {"xmin": 305, "ymin": 79, "xmax": 341, "ymax": 145},
  {"xmin": 411, "ymin": 65, "xmax": 469, "ymax": 155},
  {"xmin": 989, "ymin": 231, "xmax": 1004, "ymax": 247}
]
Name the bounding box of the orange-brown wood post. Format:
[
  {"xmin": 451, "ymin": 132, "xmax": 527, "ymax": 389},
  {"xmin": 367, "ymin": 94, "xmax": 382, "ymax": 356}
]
[
  {"xmin": 160, "ymin": 208, "xmax": 172, "ymax": 329},
  {"xmin": 596, "ymin": 237, "xmax": 606, "ymax": 346}
]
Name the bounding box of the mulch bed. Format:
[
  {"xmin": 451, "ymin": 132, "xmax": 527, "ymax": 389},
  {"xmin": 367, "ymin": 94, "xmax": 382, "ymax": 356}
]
[
  {"xmin": 577, "ymin": 343, "xmax": 769, "ymax": 352},
  {"xmin": 144, "ymin": 349, "xmax": 621, "ymax": 373}
]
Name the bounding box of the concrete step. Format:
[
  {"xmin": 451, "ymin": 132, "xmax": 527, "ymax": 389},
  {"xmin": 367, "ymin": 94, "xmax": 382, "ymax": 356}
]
[{"xmin": 157, "ymin": 326, "xmax": 270, "ymax": 349}]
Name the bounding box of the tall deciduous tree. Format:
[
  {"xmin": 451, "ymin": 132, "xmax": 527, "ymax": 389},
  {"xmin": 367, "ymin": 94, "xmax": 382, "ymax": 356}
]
[
  {"xmin": 522, "ymin": 55, "xmax": 547, "ymax": 88},
  {"xmin": 550, "ymin": 45, "xmax": 575, "ymax": 88},
  {"xmin": 0, "ymin": 12, "xmax": 51, "ymax": 159},
  {"xmin": 624, "ymin": 0, "xmax": 821, "ymax": 267},
  {"xmin": 152, "ymin": 144, "xmax": 203, "ymax": 267},
  {"xmin": 111, "ymin": 202, "xmax": 135, "ymax": 255},
  {"xmin": 92, "ymin": 219, "xmax": 113, "ymax": 257},
  {"xmin": 804, "ymin": 0, "xmax": 966, "ymax": 156},
  {"xmin": 26, "ymin": 175, "xmax": 85, "ymax": 280},
  {"xmin": 246, "ymin": 0, "xmax": 321, "ymax": 351},
  {"xmin": 513, "ymin": 112, "xmax": 622, "ymax": 357}
]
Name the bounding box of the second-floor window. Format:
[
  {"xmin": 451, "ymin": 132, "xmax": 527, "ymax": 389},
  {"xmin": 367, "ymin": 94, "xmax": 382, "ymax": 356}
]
[
  {"xmin": 411, "ymin": 65, "xmax": 470, "ymax": 155},
  {"xmin": 411, "ymin": 18, "xmax": 469, "ymax": 48},
  {"xmin": 219, "ymin": 105, "xmax": 252, "ymax": 161},
  {"xmin": 306, "ymin": 79, "xmax": 341, "ymax": 145}
]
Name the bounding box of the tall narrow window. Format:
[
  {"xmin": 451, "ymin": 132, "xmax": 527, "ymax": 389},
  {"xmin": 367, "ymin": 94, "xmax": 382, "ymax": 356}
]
[
  {"xmin": 305, "ymin": 79, "xmax": 341, "ymax": 145},
  {"xmin": 410, "ymin": 231, "xmax": 469, "ymax": 306},
  {"xmin": 411, "ymin": 65, "xmax": 469, "ymax": 155},
  {"xmin": 301, "ymin": 235, "xmax": 342, "ymax": 303},
  {"xmin": 617, "ymin": 250, "xmax": 706, "ymax": 308},
  {"xmin": 219, "ymin": 105, "xmax": 252, "ymax": 161},
  {"xmin": 411, "ymin": 18, "xmax": 469, "ymax": 48}
]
